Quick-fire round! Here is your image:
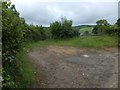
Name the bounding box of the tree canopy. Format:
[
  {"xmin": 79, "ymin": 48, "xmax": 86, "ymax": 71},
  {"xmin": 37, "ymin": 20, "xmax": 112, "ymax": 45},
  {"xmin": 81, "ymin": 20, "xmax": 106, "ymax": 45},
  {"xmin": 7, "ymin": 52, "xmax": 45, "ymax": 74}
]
[{"xmin": 50, "ymin": 17, "xmax": 79, "ymax": 39}]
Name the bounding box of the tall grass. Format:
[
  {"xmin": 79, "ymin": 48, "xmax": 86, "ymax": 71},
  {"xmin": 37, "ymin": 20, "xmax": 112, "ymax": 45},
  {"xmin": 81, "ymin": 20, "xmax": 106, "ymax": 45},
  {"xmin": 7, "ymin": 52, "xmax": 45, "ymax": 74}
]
[
  {"xmin": 27, "ymin": 35, "xmax": 118, "ymax": 49},
  {"xmin": 12, "ymin": 47, "xmax": 34, "ymax": 88}
]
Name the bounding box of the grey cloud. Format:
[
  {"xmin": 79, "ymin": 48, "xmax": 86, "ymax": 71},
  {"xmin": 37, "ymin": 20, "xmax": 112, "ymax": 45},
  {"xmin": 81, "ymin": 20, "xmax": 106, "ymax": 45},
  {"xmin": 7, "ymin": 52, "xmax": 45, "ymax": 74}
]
[{"xmin": 11, "ymin": 1, "xmax": 118, "ymax": 26}]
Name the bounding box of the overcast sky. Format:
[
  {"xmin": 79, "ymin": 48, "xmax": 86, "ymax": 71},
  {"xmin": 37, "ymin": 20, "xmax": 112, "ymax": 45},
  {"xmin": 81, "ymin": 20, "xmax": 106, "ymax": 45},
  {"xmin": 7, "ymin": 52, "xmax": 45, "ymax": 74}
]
[{"xmin": 11, "ymin": 0, "xmax": 119, "ymax": 26}]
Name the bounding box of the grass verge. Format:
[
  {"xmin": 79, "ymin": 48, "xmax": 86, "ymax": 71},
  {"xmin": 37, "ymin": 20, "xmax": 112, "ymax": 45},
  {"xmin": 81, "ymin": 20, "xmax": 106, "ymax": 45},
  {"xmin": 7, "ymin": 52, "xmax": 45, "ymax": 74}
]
[
  {"xmin": 14, "ymin": 47, "xmax": 34, "ymax": 88},
  {"xmin": 26, "ymin": 35, "xmax": 118, "ymax": 49}
]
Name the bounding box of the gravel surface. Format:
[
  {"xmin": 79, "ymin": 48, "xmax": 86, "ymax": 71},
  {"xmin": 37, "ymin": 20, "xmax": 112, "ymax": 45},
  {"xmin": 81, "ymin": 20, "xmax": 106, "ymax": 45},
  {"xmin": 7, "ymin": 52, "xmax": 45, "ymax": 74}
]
[{"xmin": 28, "ymin": 46, "xmax": 118, "ymax": 88}]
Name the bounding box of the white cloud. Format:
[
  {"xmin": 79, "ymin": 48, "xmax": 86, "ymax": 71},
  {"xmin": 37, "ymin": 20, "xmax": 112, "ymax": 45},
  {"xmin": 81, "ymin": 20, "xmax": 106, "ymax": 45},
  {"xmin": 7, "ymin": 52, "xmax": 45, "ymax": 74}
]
[
  {"xmin": 11, "ymin": 0, "xmax": 120, "ymax": 3},
  {"xmin": 11, "ymin": 0, "xmax": 118, "ymax": 26}
]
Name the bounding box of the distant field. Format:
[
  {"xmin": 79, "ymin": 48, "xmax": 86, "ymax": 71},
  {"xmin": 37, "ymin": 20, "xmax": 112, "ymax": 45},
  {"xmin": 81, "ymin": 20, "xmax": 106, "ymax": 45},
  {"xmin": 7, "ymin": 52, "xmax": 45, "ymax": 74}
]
[{"xmin": 79, "ymin": 26, "xmax": 94, "ymax": 34}]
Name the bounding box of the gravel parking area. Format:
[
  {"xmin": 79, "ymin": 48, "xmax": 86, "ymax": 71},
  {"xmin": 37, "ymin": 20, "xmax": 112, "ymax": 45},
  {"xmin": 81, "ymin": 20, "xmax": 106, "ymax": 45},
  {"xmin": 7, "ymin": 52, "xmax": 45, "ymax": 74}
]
[{"xmin": 28, "ymin": 46, "xmax": 118, "ymax": 88}]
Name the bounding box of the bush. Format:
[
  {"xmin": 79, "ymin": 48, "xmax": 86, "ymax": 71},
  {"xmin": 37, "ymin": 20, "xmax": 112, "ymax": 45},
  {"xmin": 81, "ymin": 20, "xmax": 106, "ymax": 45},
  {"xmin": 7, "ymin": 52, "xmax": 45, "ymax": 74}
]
[
  {"xmin": 92, "ymin": 19, "xmax": 119, "ymax": 35},
  {"xmin": 50, "ymin": 17, "xmax": 79, "ymax": 39},
  {"xmin": 2, "ymin": 1, "xmax": 25, "ymax": 66},
  {"xmin": 2, "ymin": 1, "xmax": 27, "ymax": 88},
  {"xmin": 24, "ymin": 25, "xmax": 51, "ymax": 41}
]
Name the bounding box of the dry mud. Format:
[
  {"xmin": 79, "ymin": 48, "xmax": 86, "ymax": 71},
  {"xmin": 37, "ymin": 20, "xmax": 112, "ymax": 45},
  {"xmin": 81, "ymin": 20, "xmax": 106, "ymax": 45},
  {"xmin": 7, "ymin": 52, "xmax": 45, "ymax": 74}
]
[{"xmin": 28, "ymin": 46, "xmax": 118, "ymax": 88}]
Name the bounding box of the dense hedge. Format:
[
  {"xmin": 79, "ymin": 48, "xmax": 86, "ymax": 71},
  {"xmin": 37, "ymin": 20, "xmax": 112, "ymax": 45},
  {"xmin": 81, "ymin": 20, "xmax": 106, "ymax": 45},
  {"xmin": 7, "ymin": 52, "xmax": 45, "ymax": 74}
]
[
  {"xmin": 50, "ymin": 18, "xmax": 80, "ymax": 39},
  {"xmin": 92, "ymin": 19, "xmax": 119, "ymax": 35},
  {"xmin": 24, "ymin": 25, "xmax": 51, "ymax": 41}
]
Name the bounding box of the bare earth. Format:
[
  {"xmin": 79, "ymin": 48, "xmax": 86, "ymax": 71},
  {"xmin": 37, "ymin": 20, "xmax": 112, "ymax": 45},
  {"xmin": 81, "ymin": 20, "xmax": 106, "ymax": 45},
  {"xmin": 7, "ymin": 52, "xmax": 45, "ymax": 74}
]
[{"xmin": 27, "ymin": 46, "xmax": 118, "ymax": 88}]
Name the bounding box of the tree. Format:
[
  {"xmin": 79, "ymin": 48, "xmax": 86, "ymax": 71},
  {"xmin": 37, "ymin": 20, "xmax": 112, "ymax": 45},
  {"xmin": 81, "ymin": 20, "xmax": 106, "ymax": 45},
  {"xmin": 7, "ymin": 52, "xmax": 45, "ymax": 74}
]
[
  {"xmin": 116, "ymin": 18, "xmax": 120, "ymax": 45},
  {"xmin": 116, "ymin": 18, "xmax": 120, "ymax": 36},
  {"xmin": 50, "ymin": 21, "xmax": 62, "ymax": 38},
  {"xmin": 92, "ymin": 19, "xmax": 110, "ymax": 35},
  {"xmin": 24, "ymin": 24, "xmax": 49, "ymax": 41},
  {"xmin": 92, "ymin": 25, "xmax": 99, "ymax": 35},
  {"xmin": 105, "ymin": 25, "xmax": 118, "ymax": 35},
  {"xmin": 116, "ymin": 18, "xmax": 120, "ymax": 26},
  {"xmin": 83, "ymin": 31, "xmax": 90, "ymax": 36},
  {"xmin": 50, "ymin": 17, "xmax": 79, "ymax": 39},
  {"xmin": 96, "ymin": 19, "xmax": 109, "ymax": 26}
]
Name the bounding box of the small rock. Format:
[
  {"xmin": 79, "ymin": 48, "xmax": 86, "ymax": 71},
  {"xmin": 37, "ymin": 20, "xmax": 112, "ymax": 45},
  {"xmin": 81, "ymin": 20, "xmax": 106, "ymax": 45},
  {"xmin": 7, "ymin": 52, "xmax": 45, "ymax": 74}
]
[
  {"xmin": 110, "ymin": 85, "xmax": 113, "ymax": 87},
  {"xmin": 34, "ymin": 72, "xmax": 36, "ymax": 74},
  {"xmin": 83, "ymin": 54, "xmax": 89, "ymax": 57}
]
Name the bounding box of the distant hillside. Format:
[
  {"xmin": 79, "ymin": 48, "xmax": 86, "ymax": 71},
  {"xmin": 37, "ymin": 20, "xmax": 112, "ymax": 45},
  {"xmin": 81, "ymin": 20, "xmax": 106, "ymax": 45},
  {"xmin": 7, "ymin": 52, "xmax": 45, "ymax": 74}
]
[
  {"xmin": 73, "ymin": 25, "xmax": 96, "ymax": 28},
  {"xmin": 73, "ymin": 25, "xmax": 95, "ymax": 35}
]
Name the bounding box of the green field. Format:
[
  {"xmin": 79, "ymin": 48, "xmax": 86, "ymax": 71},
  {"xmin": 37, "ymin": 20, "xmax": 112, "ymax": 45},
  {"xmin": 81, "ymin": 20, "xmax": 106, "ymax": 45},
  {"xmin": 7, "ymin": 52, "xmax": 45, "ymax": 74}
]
[{"xmin": 79, "ymin": 26, "xmax": 94, "ymax": 34}]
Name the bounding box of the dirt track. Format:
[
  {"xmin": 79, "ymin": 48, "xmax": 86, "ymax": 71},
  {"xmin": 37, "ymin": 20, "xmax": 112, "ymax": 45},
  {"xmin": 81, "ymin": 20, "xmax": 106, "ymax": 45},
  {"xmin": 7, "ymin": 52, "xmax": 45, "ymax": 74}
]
[{"xmin": 28, "ymin": 46, "xmax": 118, "ymax": 88}]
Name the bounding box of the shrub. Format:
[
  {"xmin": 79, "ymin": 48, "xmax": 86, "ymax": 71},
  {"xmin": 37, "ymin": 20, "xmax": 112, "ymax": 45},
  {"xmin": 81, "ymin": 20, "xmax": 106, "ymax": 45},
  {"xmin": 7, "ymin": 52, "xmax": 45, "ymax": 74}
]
[
  {"xmin": 2, "ymin": 1, "xmax": 26, "ymax": 88},
  {"xmin": 2, "ymin": 1, "xmax": 25, "ymax": 66},
  {"xmin": 24, "ymin": 25, "xmax": 51, "ymax": 41},
  {"xmin": 50, "ymin": 17, "xmax": 79, "ymax": 39}
]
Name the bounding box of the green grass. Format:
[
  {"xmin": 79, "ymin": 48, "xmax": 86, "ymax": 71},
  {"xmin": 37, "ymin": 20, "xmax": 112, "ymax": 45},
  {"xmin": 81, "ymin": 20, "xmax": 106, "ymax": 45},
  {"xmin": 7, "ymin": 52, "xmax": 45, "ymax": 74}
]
[
  {"xmin": 14, "ymin": 47, "xmax": 34, "ymax": 88},
  {"xmin": 26, "ymin": 35, "xmax": 118, "ymax": 49},
  {"xmin": 80, "ymin": 26, "xmax": 93, "ymax": 34},
  {"xmin": 3, "ymin": 49, "xmax": 34, "ymax": 88}
]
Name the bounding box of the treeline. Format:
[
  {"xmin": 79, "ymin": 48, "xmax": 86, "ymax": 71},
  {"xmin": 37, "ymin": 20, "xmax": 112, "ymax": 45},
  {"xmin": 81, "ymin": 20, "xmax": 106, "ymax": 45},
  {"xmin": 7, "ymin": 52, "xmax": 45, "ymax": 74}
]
[
  {"xmin": 2, "ymin": 1, "xmax": 25, "ymax": 88},
  {"xmin": 50, "ymin": 17, "xmax": 80, "ymax": 39},
  {"xmin": 92, "ymin": 19, "xmax": 119, "ymax": 35},
  {"xmin": 92, "ymin": 19, "xmax": 120, "ymax": 44},
  {"xmin": 24, "ymin": 25, "xmax": 51, "ymax": 41},
  {"xmin": 23, "ymin": 17, "xmax": 80, "ymax": 41},
  {"xmin": 2, "ymin": 1, "xmax": 120, "ymax": 88}
]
